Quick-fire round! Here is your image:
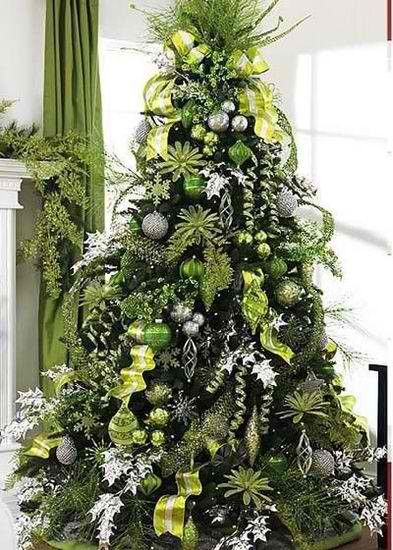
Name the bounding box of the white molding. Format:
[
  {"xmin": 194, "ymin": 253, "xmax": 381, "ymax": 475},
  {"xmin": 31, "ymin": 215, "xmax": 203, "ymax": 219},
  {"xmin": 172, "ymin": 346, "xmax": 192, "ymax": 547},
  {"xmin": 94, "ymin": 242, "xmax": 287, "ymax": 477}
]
[{"xmin": 0, "ymin": 159, "xmax": 29, "ymax": 210}]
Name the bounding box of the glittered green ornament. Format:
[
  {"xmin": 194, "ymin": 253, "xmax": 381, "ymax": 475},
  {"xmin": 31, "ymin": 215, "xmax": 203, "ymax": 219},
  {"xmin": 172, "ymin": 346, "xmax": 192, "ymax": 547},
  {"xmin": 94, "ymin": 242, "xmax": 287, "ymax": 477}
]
[
  {"xmin": 266, "ymin": 454, "xmax": 288, "ymax": 475},
  {"xmin": 256, "ymin": 243, "xmax": 271, "ymax": 260},
  {"xmin": 191, "ymin": 124, "xmax": 207, "ymax": 141},
  {"xmin": 204, "ymin": 131, "xmax": 219, "ymax": 145},
  {"xmin": 182, "ymin": 100, "xmax": 196, "ymax": 129},
  {"xmin": 151, "ymin": 430, "xmax": 166, "ymax": 447},
  {"xmin": 276, "ymin": 280, "xmax": 302, "ymax": 307},
  {"xmin": 245, "ymin": 405, "xmax": 261, "ymax": 466},
  {"xmin": 108, "ymin": 403, "xmax": 139, "ymax": 446},
  {"xmin": 228, "ymin": 140, "xmax": 252, "ymax": 166},
  {"xmin": 180, "ymin": 258, "xmax": 205, "ymax": 281},
  {"xmin": 148, "ymin": 407, "xmax": 170, "ymax": 428},
  {"xmin": 143, "ymin": 322, "xmax": 172, "ymax": 350},
  {"xmin": 145, "ymin": 383, "xmax": 172, "ymax": 406},
  {"xmin": 234, "ymin": 230, "xmax": 253, "ymax": 247},
  {"xmin": 132, "ymin": 429, "xmax": 148, "ymax": 445},
  {"xmin": 140, "ymin": 473, "xmax": 162, "ymax": 496},
  {"xmin": 183, "ymin": 175, "xmax": 206, "ymax": 200},
  {"xmin": 266, "ymin": 257, "xmax": 288, "ymax": 279},
  {"xmin": 128, "ymin": 216, "xmax": 141, "ymax": 234},
  {"xmin": 254, "ymin": 231, "xmax": 268, "ymax": 243},
  {"xmin": 182, "ymin": 516, "xmax": 199, "ymax": 550}
]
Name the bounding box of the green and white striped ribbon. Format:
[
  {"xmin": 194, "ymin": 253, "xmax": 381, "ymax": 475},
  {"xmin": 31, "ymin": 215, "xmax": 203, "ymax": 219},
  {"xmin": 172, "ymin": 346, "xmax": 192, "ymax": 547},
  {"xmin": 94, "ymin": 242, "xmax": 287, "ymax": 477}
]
[
  {"xmin": 171, "ymin": 30, "xmax": 211, "ymax": 65},
  {"xmin": 228, "ymin": 46, "xmax": 269, "ymax": 77},
  {"xmin": 144, "ymin": 73, "xmax": 177, "ymax": 118},
  {"xmin": 260, "ymin": 320, "xmax": 294, "ymax": 364},
  {"xmin": 154, "ymin": 468, "xmax": 203, "ymax": 539}
]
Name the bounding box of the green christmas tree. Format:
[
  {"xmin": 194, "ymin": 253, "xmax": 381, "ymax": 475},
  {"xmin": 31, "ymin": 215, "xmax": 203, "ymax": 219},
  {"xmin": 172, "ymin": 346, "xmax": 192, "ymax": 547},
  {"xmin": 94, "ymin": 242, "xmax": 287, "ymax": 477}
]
[{"xmin": 2, "ymin": 1, "xmax": 387, "ymax": 549}]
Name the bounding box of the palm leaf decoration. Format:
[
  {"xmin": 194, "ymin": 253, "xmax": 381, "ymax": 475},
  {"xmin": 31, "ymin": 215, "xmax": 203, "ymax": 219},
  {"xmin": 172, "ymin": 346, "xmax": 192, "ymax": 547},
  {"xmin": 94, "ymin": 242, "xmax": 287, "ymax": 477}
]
[
  {"xmin": 218, "ymin": 466, "xmax": 273, "ymax": 508},
  {"xmin": 278, "ymin": 391, "xmax": 329, "ymax": 424},
  {"xmin": 158, "ymin": 141, "xmax": 206, "ymax": 181}
]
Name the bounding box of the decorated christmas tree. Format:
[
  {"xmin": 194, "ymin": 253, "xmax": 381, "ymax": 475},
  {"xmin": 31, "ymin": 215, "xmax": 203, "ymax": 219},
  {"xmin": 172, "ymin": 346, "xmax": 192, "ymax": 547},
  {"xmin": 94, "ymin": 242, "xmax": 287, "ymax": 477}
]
[{"xmin": 2, "ymin": 1, "xmax": 387, "ymax": 549}]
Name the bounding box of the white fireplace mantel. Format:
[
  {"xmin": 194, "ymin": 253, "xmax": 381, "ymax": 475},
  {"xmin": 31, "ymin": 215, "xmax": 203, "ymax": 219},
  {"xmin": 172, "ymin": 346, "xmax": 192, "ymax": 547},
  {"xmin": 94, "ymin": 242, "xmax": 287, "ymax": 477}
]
[{"xmin": 0, "ymin": 158, "xmax": 30, "ymax": 549}]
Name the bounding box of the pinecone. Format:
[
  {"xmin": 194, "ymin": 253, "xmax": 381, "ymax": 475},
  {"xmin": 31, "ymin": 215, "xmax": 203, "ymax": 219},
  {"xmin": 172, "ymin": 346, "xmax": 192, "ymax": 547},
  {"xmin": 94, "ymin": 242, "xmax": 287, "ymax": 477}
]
[
  {"xmin": 134, "ymin": 118, "xmax": 151, "ymax": 144},
  {"xmin": 56, "ymin": 436, "xmax": 77, "ymax": 465},
  {"xmin": 277, "ymin": 189, "xmax": 298, "ymax": 217},
  {"xmin": 312, "ymin": 449, "xmax": 335, "ymax": 477}
]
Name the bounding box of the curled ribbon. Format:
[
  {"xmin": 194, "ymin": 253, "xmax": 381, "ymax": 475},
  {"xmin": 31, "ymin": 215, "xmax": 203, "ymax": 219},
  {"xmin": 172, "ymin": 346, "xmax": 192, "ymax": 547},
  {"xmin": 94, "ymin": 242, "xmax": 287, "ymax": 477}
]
[
  {"xmin": 238, "ymin": 82, "xmax": 285, "ymax": 144},
  {"xmin": 241, "ymin": 270, "xmax": 268, "ymax": 334},
  {"xmin": 25, "ymin": 433, "xmax": 64, "ymax": 459},
  {"xmin": 154, "ymin": 467, "xmax": 203, "ymax": 540},
  {"xmin": 260, "ymin": 321, "xmax": 294, "ymax": 364}
]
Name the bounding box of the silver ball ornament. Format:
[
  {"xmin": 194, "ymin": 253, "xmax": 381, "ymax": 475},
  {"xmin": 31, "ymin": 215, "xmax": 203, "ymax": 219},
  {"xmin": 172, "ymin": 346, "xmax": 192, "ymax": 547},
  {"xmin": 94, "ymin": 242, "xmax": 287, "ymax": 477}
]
[
  {"xmin": 134, "ymin": 118, "xmax": 151, "ymax": 144},
  {"xmin": 142, "ymin": 212, "xmax": 169, "ymax": 240},
  {"xmin": 208, "ymin": 112, "xmax": 230, "ymax": 132},
  {"xmin": 231, "ymin": 115, "xmax": 248, "ymax": 132},
  {"xmin": 56, "ymin": 436, "xmax": 77, "ymax": 466},
  {"xmin": 192, "ymin": 312, "xmax": 205, "ymax": 327},
  {"xmin": 221, "ymin": 100, "xmax": 236, "ymax": 114},
  {"xmin": 277, "ymin": 189, "xmax": 298, "ymax": 218},
  {"xmin": 182, "ymin": 321, "xmax": 200, "ymax": 338},
  {"xmin": 171, "ymin": 304, "xmax": 193, "ymax": 324},
  {"xmin": 312, "ymin": 449, "xmax": 335, "ymax": 477}
]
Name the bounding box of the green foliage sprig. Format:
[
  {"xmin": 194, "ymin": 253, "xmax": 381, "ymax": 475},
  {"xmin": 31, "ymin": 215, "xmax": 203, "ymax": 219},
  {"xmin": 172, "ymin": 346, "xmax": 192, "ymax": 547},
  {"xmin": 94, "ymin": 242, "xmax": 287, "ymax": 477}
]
[
  {"xmin": 200, "ymin": 245, "xmax": 233, "ymax": 309},
  {"xmin": 219, "ymin": 466, "xmax": 273, "ymax": 508}
]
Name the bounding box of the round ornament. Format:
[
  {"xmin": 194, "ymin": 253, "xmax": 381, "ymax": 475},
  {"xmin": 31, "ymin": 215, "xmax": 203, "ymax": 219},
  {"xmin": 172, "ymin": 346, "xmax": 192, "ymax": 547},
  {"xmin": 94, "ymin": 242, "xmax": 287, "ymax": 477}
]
[
  {"xmin": 151, "ymin": 430, "xmax": 166, "ymax": 447},
  {"xmin": 56, "ymin": 436, "xmax": 77, "ymax": 466},
  {"xmin": 231, "ymin": 115, "xmax": 248, "ymax": 132},
  {"xmin": 266, "ymin": 257, "xmax": 288, "ymax": 279},
  {"xmin": 109, "ymin": 403, "xmax": 139, "ymax": 446},
  {"xmin": 192, "ymin": 312, "xmax": 205, "ymax": 327},
  {"xmin": 183, "ymin": 175, "xmax": 206, "ymax": 200},
  {"xmin": 267, "ymin": 454, "xmax": 288, "ymax": 476},
  {"xmin": 312, "ymin": 449, "xmax": 335, "ymax": 477},
  {"xmin": 132, "ymin": 429, "xmax": 148, "ymax": 445},
  {"xmin": 128, "ymin": 216, "xmax": 141, "ymax": 234},
  {"xmin": 183, "ymin": 320, "xmax": 200, "ymax": 338},
  {"xmin": 180, "ymin": 258, "xmax": 205, "ymax": 281},
  {"xmin": 171, "ymin": 303, "xmax": 193, "ymax": 324},
  {"xmin": 145, "ymin": 383, "xmax": 172, "ymax": 406},
  {"xmin": 221, "ymin": 100, "xmax": 236, "ymax": 114},
  {"xmin": 276, "ymin": 280, "xmax": 302, "ymax": 307},
  {"xmin": 256, "ymin": 243, "xmax": 271, "ymax": 260},
  {"xmin": 277, "ymin": 189, "xmax": 298, "ymax": 218},
  {"xmin": 208, "ymin": 112, "xmax": 230, "ymax": 132},
  {"xmin": 134, "ymin": 118, "xmax": 151, "ymax": 144},
  {"xmin": 143, "ymin": 322, "xmax": 172, "ymax": 350},
  {"xmin": 142, "ymin": 212, "xmax": 169, "ymax": 240},
  {"xmin": 148, "ymin": 407, "xmax": 170, "ymax": 428},
  {"xmin": 204, "ymin": 131, "xmax": 219, "ymax": 145},
  {"xmin": 234, "ymin": 230, "xmax": 253, "ymax": 247},
  {"xmin": 140, "ymin": 473, "xmax": 162, "ymax": 496},
  {"xmin": 254, "ymin": 231, "xmax": 268, "ymax": 243},
  {"xmin": 191, "ymin": 124, "xmax": 207, "ymax": 141}
]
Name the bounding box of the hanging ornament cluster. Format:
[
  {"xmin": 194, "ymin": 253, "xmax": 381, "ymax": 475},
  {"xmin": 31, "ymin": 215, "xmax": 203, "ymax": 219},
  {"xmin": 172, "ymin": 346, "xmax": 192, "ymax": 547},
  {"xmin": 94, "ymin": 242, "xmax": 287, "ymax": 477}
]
[
  {"xmin": 56, "ymin": 436, "xmax": 77, "ymax": 465},
  {"xmin": 277, "ymin": 189, "xmax": 299, "ymax": 218},
  {"xmin": 171, "ymin": 304, "xmax": 205, "ymax": 382},
  {"xmin": 142, "ymin": 212, "xmax": 169, "ymax": 240},
  {"xmin": 275, "ymin": 279, "xmax": 302, "ymax": 307},
  {"xmin": 312, "ymin": 449, "xmax": 335, "ymax": 477},
  {"xmin": 190, "ymin": 124, "xmax": 219, "ymax": 156},
  {"xmin": 133, "ymin": 118, "xmax": 151, "ymax": 145}
]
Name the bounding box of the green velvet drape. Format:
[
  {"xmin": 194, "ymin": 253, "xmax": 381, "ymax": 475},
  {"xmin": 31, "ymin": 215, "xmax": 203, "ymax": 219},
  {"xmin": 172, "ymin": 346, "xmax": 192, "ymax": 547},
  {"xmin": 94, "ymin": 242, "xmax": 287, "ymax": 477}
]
[{"xmin": 40, "ymin": 0, "xmax": 104, "ymax": 394}]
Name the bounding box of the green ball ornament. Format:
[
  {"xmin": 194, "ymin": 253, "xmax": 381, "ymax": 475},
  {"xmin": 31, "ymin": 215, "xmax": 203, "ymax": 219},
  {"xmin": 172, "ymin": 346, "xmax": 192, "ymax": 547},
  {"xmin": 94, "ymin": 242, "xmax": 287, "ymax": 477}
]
[
  {"xmin": 182, "ymin": 516, "xmax": 199, "ymax": 550},
  {"xmin": 143, "ymin": 322, "xmax": 172, "ymax": 350},
  {"xmin": 254, "ymin": 231, "xmax": 268, "ymax": 243},
  {"xmin": 234, "ymin": 230, "xmax": 253, "ymax": 247},
  {"xmin": 140, "ymin": 473, "xmax": 162, "ymax": 496},
  {"xmin": 145, "ymin": 383, "xmax": 172, "ymax": 406},
  {"xmin": 180, "ymin": 258, "xmax": 205, "ymax": 281},
  {"xmin": 128, "ymin": 216, "xmax": 141, "ymax": 234},
  {"xmin": 256, "ymin": 243, "xmax": 271, "ymax": 260},
  {"xmin": 228, "ymin": 140, "xmax": 252, "ymax": 166},
  {"xmin": 132, "ymin": 429, "xmax": 148, "ymax": 445},
  {"xmin": 266, "ymin": 257, "xmax": 288, "ymax": 279},
  {"xmin": 151, "ymin": 430, "xmax": 166, "ymax": 447},
  {"xmin": 276, "ymin": 280, "xmax": 302, "ymax": 307},
  {"xmin": 183, "ymin": 175, "xmax": 206, "ymax": 200},
  {"xmin": 148, "ymin": 407, "xmax": 170, "ymax": 428},
  {"xmin": 204, "ymin": 131, "xmax": 219, "ymax": 145},
  {"xmin": 109, "ymin": 403, "xmax": 139, "ymax": 446},
  {"xmin": 267, "ymin": 454, "xmax": 288, "ymax": 475},
  {"xmin": 191, "ymin": 124, "xmax": 207, "ymax": 141}
]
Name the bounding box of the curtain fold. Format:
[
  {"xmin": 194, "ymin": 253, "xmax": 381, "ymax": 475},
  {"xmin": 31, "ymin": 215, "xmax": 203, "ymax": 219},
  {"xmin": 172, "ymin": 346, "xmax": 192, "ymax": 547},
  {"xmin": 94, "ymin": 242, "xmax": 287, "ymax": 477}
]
[{"xmin": 40, "ymin": 0, "xmax": 104, "ymax": 394}]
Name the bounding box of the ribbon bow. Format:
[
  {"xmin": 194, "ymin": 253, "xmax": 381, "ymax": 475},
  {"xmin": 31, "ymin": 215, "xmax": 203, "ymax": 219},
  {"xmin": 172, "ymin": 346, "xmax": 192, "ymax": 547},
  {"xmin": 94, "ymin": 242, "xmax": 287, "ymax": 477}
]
[
  {"xmin": 25, "ymin": 433, "xmax": 64, "ymax": 459},
  {"xmin": 238, "ymin": 81, "xmax": 285, "ymax": 144},
  {"xmin": 241, "ymin": 270, "xmax": 268, "ymax": 334},
  {"xmin": 171, "ymin": 30, "xmax": 211, "ymax": 65},
  {"xmin": 228, "ymin": 46, "xmax": 269, "ymax": 77},
  {"xmin": 154, "ymin": 467, "xmax": 203, "ymax": 540}
]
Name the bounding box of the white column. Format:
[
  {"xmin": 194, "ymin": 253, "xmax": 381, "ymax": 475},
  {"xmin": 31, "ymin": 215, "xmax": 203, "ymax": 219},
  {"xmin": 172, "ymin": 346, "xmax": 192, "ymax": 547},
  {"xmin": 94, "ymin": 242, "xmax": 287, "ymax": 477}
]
[{"xmin": 0, "ymin": 159, "xmax": 28, "ymax": 549}]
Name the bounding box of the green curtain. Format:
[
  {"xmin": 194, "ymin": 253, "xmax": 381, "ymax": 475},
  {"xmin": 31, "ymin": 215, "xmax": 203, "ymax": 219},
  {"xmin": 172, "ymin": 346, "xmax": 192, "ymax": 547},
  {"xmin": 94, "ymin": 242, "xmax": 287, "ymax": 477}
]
[{"xmin": 40, "ymin": 0, "xmax": 104, "ymax": 394}]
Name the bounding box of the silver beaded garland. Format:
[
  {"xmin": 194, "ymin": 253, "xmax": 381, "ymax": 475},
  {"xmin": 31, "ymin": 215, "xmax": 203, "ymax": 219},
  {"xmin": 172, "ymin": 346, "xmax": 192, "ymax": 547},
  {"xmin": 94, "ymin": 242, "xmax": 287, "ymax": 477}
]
[
  {"xmin": 182, "ymin": 321, "xmax": 200, "ymax": 338},
  {"xmin": 277, "ymin": 189, "xmax": 298, "ymax": 218},
  {"xmin": 221, "ymin": 100, "xmax": 236, "ymax": 114},
  {"xmin": 171, "ymin": 304, "xmax": 193, "ymax": 324},
  {"xmin": 56, "ymin": 436, "xmax": 77, "ymax": 465},
  {"xmin": 142, "ymin": 212, "xmax": 169, "ymax": 240},
  {"xmin": 312, "ymin": 449, "xmax": 335, "ymax": 477},
  {"xmin": 133, "ymin": 118, "xmax": 151, "ymax": 144},
  {"xmin": 208, "ymin": 112, "xmax": 230, "ymax": 132},
  {"xmin": 231, "ymin": 115, "xmax": 248, "ymax": 132}
]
